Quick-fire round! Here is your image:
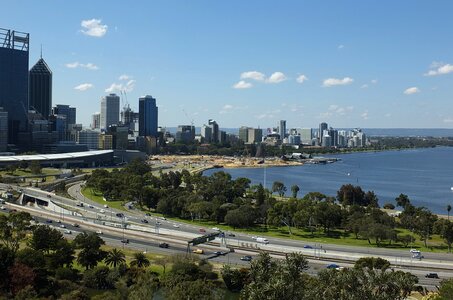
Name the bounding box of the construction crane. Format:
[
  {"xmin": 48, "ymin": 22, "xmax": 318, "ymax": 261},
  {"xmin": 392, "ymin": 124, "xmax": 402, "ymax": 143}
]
[{"xmin": 182, "ymin": 109, "xmax": 194, "ymax": 126}]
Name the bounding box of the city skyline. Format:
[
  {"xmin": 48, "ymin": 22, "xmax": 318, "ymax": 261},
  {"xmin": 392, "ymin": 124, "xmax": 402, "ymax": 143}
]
[{"xmin": 2, "ymin": 1, "xmax": 453, "ymax": 128}]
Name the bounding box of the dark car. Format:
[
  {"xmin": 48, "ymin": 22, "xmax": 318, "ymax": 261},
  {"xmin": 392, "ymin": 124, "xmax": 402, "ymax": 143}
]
[
  {"xmin": 303, "ymin": 245, "xmax": 313, "ymax": 249},
  {"xmin": 227, "ymin": 233, "xmax": 236, "ymax": 237},
  {"xmin": 213, "ymin": 251, "xmax": 222, "ymax": 255},
  {"xmin": 159, "ymin": 242, "xmax": 169, "ymax": 248},
  {"xmin": 116, "ymin": 213, "xmax": 124, "ymax": 218},
  {"xmin": 46, "ymin": 220, "xmax": 53, "ymax": 223},
  {"xmin": 141, "ymin": 219, "xmax": 149, "ymax": 223},
  {"xmin": 326, "ymin": 264, "xmax": 340, "ymax": 269},
  {"xmin": 121, "ymin": 239, "xmax": 129, "ymax": 244},
  {"xmin": 425, "ymin": 273, "xmax": 439, "ymax": 279},
  {"xmin": 241, "ymin": 255, "xmax": 252, "ymax": 261}
]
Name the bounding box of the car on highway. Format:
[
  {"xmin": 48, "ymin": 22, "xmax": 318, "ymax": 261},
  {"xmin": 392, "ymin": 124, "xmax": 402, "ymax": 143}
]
[
  {"xmin": 0, "ymin": 206, "xmax": 5, "ymax": 210},
  {"xmin": 145, "ymin": 213, "xmax": 151, "ymax": 216},
  {"xmin": 227, "ymin": 233, "xmax": 236, "ymax": 237},
  {"xmin": 213, "ymin": 251, "xmax": 222, "ymax": 255},
  {"xmin": 116, "ymin": 213, "xmax": 124, "ymax": 218},
  {"xmin": 326, "ymin": 264, "xmax": 340, "ymax": 269},
  {"xmin": 59, "ymin": 224, "xmax": 66, "ymax": 228},
  {"xmin": 100, "ymin": 209, "xmax": 105, "ymax": 213},
  {"xmin": 173, "ymin": 224, "xmax": 180, "ymax": 228},
  {"xmin": 46, "ymin": 220, "xmax": 53, "ymax": 223},
  {"xmin": 47, "ymin": 194, "xmax": 51, "ymax": 198},
  {"xmin": 56, "ymin": 220, "xmax": 61, "ymax": 223},
  {"xmin": 212, "ymin": 227, "xmax": 220, "ymax": 231},
  {"xmin": 88, "ymin": 205, "xmax": 94, "ymax": 208},
  {"xmin": 104, "ymin": 204, "xmax": 108, "ymax": 208},
  {"xmin": 199, "ymin": 228, "xmax": 206, "ymax": 233},
  {"xmin": 303, "ymin": 245, "xmax": 313, "ymax": 249},
  {"xmin": 64, "ymin": 230, "xmax": 72, "ymax": 234},
  {"xmin": 192, "ymin": 248, "xmax": 204, "ymax": 254},
  {"xmin": 141, "ymin": 219, "xmax": 149, "ymax": 223},
  {"xmin": 159, "ymin": 242, "xmax": 169, "ymax": 248},
  {"xmin": 240, "ymin": 255, "xmax": 252, "ymax": 261},
  {"xmin": 160, "ymin": 217, "xmax": 167, "ymax": 220},
  {"xmin": 425, "ymin": 273, "xmax": 439, "ymax": 279},
  {"xmin": 72, "ymin": 223, "xmax": 79, "ymax": 227},
  {"xmin": 96, "ymin": 230, "xmax": 103, "ymax": 235},
  {"xmin": 121, "ymin": 239, "xmax": 129, "ymax": 244}
]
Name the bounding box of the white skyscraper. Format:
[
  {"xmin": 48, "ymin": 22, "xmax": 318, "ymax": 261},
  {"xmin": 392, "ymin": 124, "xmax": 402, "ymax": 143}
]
[{"xmin": 100, "ymin": 94, "xmax": 120, "ymax": 130}]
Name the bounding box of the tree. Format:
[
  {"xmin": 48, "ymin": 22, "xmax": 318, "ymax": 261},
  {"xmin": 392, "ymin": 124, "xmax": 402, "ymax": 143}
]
[
  {"xmin": 0, "ymin": 211, "xmax": 32, "ymax": 254},
  {"xmin": 221, "ymin": 265, "xmax": 249, "ymax": 292},
  {"xmin": 395, "ymin": 194, "xmax": 411, "ymax": 209},
  {"xmin": 434, "ymin": 219, "xmax": 453, "ymax": 253},
  {"xmin": 73, "ymin": 232, "xmax": 106, "ymax": 270},
  {"xmin": 104, "ymin": 248, "xmax": 126, "ymax": 268},
  {"xmin": 448, "ymin": 205, "xmax": 452, "ymax": 221},
  {"xmin": 29, "ymin": 161, "xmax": 42, "ymax": 174},
  {"xmin": 354, "ymin": 257, "xmax": 390, "ymax": 271},
  {"xmin": 130, "ymin": 252, "xmax": 150, "ymax": 268},
  {"xmin": 272, "ymin": 181, "xmax": 287, "ymax": 197},
  {"xmin": 438, "ymin": 278, "xmax": 453, "ymax": 300},
  {"xmin": 224, "ymin": 205, "xmax": 256, "ymax": 228},
  {"xmin": 383, "ymin": 203, "xmax": 395, "ymax": 210},
  {"xmin": 291, "ymin": 184, "xmax": 300, "ymax": 198},
  {"xmin": 9, "ymin": 262, "xmax": 36, "ymax": 296}
]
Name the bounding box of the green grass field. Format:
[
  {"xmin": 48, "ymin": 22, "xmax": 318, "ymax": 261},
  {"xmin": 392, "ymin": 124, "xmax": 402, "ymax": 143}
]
[{"xmin": 81, "ymin": 187, "xmax": 127, "ymax": 211}]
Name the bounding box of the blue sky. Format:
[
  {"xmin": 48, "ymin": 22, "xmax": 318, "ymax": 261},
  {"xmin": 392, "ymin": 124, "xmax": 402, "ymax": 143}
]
[{"xmin": 3, "ymin": 1, "xmax": 453, "ymax": 129}]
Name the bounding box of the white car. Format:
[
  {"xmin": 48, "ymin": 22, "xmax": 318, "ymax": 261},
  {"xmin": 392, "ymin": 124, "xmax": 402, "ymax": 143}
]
[
  {"xmin": 96, "ymin": 230, "xmax": 103, "ymax": 234},
  {"xmin": 0, "ymin": 206, "xmax": 6, "ymax": 210},
  {"xmin": 60, "ymin": 224, "xmax": 66, "ymax": 228},
  {"xmin": 88, "ymin": 204, "xmax": 94, "ymax": 208},
  {"xmin": 173, "ymin": 224, "xmax": 180, "ymax": 228},
  {"xmin": 212, "ymin": 227, "xmax": 220, "ymax": 231},
  {"xmin": 104, "ymin": 204, "xmax": 108, "ymax": 208},
  {"xmin": 100, "ymin": 209, "xmax": 105, "ymax": 213},
  {"xmin": 64, "ymin": 230, "xmax": 72, "ymax": 234}
]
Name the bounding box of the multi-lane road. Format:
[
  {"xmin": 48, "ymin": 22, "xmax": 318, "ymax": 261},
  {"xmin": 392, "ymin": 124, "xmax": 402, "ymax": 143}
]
[{"xmin": 1, "ymin": 181, "xmax": 452, "ymax": 289}]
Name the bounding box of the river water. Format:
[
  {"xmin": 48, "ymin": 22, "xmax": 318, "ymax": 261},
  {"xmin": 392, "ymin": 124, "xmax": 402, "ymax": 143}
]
[{"xmin": 204, "ymin": 147, "xmax": 453, "ymax": 214}]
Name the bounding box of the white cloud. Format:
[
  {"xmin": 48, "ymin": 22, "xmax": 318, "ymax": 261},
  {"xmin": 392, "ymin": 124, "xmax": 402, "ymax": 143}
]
[
  {"xmin": 233, "ymin": 80, "xmax": 252, "ymax": 89},
  {"xmin": 424, "ymin": 63, "xmax": 453, "ymax": 76},
  {"xmin": 296, "ymin": 74, "xmax": 308, "ymax": 84},
  {"xmin": 74, "ymin": 83, "xmax": 94, "ymax": 91},
  {"xmin": 240, "ymin": 71, "xmax": 265, "ymax": 81},
  {"xmin": 338, "ymin": 44, "xmax": 345, "ymax": 49},
  {"xmin": 361, "ymin": 84, "xmax": 369, "ymax": 89},
  {"xmin": 119, "ymin": 74, "xmax": 131, "ymax": 80},
  {"xmin": 65, "ymin": 62, "xmax": 99, "ymax": 70},
  {"xmin": 371, "ymin": 79, "xmax": 378, "ymax": 84},
  {"xmin": 404, "ymin": 87, "xmax": 420, "ymax": 95},
  {"xmin": 322, "ymin": 77, "xmax": 354, "ymax": 87},
  {"xmin": 105, "ymin": 79, "xmax": 136, "ymax": 93},
  {"xmin": 361, "ymin": 111, "xmax": 369, "ymax": 120},
  {"xmin": 80, "ymin": 19, "xmax": 108, "ymax": 37},
  {"xmin": 223, "ymin": 104, "xmax": 233, "ymax": 110},
  {"xmin": 267, "ymin": 72, "xmax": 287, "ymax": 83}
]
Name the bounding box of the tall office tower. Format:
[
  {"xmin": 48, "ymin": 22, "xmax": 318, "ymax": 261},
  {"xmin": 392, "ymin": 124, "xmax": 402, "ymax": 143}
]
[
  {"xmin": 208, "ymin": 119, "xmax": 219, "ymax": 143},
  {"xmin": 121, "ymin": 105, "xmax": 139, "ymax": 132},
  {"xmin": 101, "ymin": 94, "xmax": 120, "ymax": 131},
  {"xmin": 175, "ymin": 125, "xmax": 195, "ymax": 143},
  {"xmin": 53, "ymin": 104, "xmax": 76, "ymax": 125},
  {"xmin": 91, "ymin": 112, "xmax": 101, "ymax": 130},
  {"xmin": 0, "ymin": 28, "xmax": 29, "ymax": 144},
  {"xmin": 318, "ymin": 122, "xmax": 328, "ymax": 142},
  {"xmin": 329, "ymin": 128, "xmax": 338, "ymax": 147},
  {"xmin": 0, "ymin": 108, "xmax": 8, "ymax": 151},
  {"xmin": 29, "ymin": 57, "xmax": 52, "ymax": 119},
  {"xmin": 77, "ymin": 129, "xmax": 100, "ymax": 150},
  {"xmin": 247, "ymin": 128, "xmax": 262, "ymax": 144},
  {"xmin": 201, "ymin": 125, "xmax": 212, "ymax": 142},
  {"xmin": 279, "ymin": 120, "xmax": 286, "ymax": 140},
  {"xmin": 300, "ymin": 128, "xmax": 313, "ymax": 144},
  {"xmin": 138, "ymin": 95, "xmax": 158, "ymax": 137},
  {"xmin": 238, "ymin": 126, "xmax": 250, "ymax": 143}
]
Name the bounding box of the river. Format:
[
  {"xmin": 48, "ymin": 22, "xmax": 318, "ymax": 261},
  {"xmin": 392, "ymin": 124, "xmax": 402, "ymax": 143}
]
[{"xmin": 204, "ymin": 147, "xmax": 453, "ymax": 214}]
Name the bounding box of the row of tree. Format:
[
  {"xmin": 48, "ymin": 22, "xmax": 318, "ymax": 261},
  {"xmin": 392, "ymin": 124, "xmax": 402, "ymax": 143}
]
[{"xmin": 86, "ymin": 159, "xmax": 453, "ymax": 250}]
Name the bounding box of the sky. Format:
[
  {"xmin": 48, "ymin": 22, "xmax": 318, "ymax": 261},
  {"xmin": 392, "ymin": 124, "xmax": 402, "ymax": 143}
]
[{"xmin": 2, "ymin": 0, "xmax": 453, "ymax": 129}]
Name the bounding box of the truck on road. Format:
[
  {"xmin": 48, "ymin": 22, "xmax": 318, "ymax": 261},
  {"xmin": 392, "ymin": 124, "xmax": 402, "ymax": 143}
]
[{"xmin": 256, "ymin": 237, "xmax": 269, "ymax": 244}]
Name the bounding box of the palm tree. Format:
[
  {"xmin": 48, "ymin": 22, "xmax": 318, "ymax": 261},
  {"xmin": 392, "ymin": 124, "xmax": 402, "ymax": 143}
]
[
  {"xmin": 130, "ymin": 252, "xmax": 150, "ymax": 268},
  {"xmin": 448, "ymin": 205, "xmax": 452, "ymax": 220},
  {"xmin": 104, "ymin": 248, "xmax": 126, "ymax": 268}
]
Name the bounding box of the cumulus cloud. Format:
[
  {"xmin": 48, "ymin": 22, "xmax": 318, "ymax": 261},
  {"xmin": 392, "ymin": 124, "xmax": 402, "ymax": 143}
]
[
  {"xmin": 105, "ymin": 79, "xmax": 136, "ymax": 93},
  {"xmin": 322, "ymin": 77, "xmax": 354, "ymax": 87},
  {"xmin": 361, "ymin": 111, "xmax": 369, "ymax": 120},
  {"xmin": 119, "ymin": 74, "xmax": 131, "ymax": 80},
  {"xmin": 233, "ymin": 80, "xmax": 252, "ymax": 89},
  {"xmin": 267, "ymin": 72, "xmax": 287, "ymax": 83},
  {"xmin": 219, "ymin": 104, "xmax": 248, "ymax": 114},
  {"xmin": 240, "ymin": 71, "xmax": 265, "ymax": 81},
  {"xmin": 404, "ymin": 87, "xmax": 420, "ymax": 95},
  {"xmin": 65, "ymin": 62, "xmax": 99, "ymax": 70},
  {"xmin": 296, "ymin": 74, "xmax": 308, "ymax": 84},
  {"xmin": 80, "ymin": 19, "xmax": 108, "ymax": 37},
  {"xmin": 74, "ymin": 83, "xmax": 94, "ymax": 91},
  {"xmin": 424, "ymin": 62, "xmax": 453, "ymax": 76}
]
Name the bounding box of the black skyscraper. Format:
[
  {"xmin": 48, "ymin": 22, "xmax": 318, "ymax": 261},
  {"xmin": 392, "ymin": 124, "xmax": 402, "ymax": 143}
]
[
  {"xmin": 29, "ymin": 57, "xmax": 52, "ymax": 119},
  {"xmin": 0, "ymin": 28, "xmax": 29, "ymax": 144}
]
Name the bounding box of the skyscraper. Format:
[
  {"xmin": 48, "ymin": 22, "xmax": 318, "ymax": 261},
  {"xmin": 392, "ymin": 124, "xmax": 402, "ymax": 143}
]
[
  {"xmin": 29, "ymin": 57, "xmax": 52, "ymax": 119},
  {"xmin": 138, "ymin": 95, "xmax": 158, "ymax": 137},
  {"xmin": 0, "ymin": 108, "xmax": 8, "ymax": 151},
  {"xmin": 279, "ymin": 120, "xmax": 286, "ymax": 140},
  {"xmin": 53, "ymin": 104, "xmax": 76, "ymax": 125},
  {"xmin": 208, "ymin": 119, "xmax": 219, "ymax": 143},
  {"xmin": 101, "ymin": 94, "xmax": 120, "ymax": 131},
  {"xmin": 0, "ymin": 28, "xmax": 29, "ymax": 144},
  {"xmin": 318, "ymin": 122, "xmax": 328, "ymax": 143},
  {"xmin": 91, "ymin": 112, "xmax": 101, "ymax": 130}
]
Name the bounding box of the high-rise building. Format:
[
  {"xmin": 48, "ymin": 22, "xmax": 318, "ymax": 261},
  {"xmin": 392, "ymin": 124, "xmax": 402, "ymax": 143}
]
[
  {"xmin": 201, "ymin": 125, "xmax": 212, "ymax": 143},
  {"xmin": 208, "ymin": 119, "xmax": 219, "ymax": 143},
  {"xmin": 247, "ymin": 128, "xmax": 262, "ymax": 144},
  {"xmin": 238, "ymin": 126, "xmax": 249, "ymax": 143},
  {"xmin": 53, "ymin": 104, "xmax": 76, "ymax": 125},
  {"xmin": 101, "ymin": 94, "xmax": 120, "ymax": 130},
  {"xmin": 138, "ymin": 95, "xmax": 158, "ymax": 137},
  {"xmin": 29, "ymin": 57, "xmax": 52, "ymax": 119},
  {"xmin": 318, "ymin": 122, "xmax": 328, "ymax": 143},
  {"xmin": 175, "ymin": 125, "xmax": 195, "ymax": 143},
  {"xmin": 121, "ymin": 105, "xmax": 139, "ymax": 132},
  {"xmin": 279, "ymin": 120, "xmax": 286, "ymax": 140},
  {"xmin": 91, "ymin": 112, "xmax": 101, "ymax": 130},
  {"xmin": 0, "ymin": 108, "xmax": 8, "ymax": 151},
  {"xmin": 77, "ymin": 129, "xmax": 100, "ymax": 150},
  {"xmin": 0, "ymin": 28, "xmax": 29, "ymax": 144},
  {"xmin": 299, "ymin": 128, "xmax": 313, "ymax": 144}
]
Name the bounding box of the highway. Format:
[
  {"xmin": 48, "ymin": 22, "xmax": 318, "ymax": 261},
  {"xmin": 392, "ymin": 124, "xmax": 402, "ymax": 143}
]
[{"xmin": 1, "ymin": 181, "xmax": 452, "ymax": 289}]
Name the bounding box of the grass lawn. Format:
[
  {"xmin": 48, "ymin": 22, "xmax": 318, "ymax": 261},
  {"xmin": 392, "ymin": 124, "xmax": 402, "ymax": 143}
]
[{"xmin": 81, "ymin": 187, "xmax": 127, "ymax": 212}]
